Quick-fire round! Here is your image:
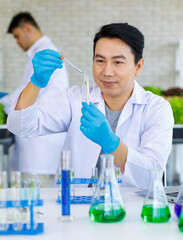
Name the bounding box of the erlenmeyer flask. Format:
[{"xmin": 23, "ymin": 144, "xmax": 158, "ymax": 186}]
[
  {"xmin": 178, "ymin": 206, "xmax": 183, "ymax": 232},
  {"xmin": 175, "ymin": 183, "xmax": 183, "ymax": 218},
  {"xmin": 141, "ymin": 168, "xmax": 171, "ymax": 223},
  {"xmin": 89, "ymin": 154, "xmax": 125, "ymax": 223}
]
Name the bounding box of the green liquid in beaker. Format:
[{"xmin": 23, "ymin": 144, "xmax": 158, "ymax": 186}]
[
  {"xmin": 178, "ymin": 216, "xmax": 183, "ymax": 232},
  {"xmin": 141, "ymin": 204, "xmax": 170, "ymax": 223},
  {"xmin": 89, "ymin": 204, "xmax": 125, "ymax": 223}
]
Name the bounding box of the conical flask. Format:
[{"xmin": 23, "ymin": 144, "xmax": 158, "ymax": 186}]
[
  {"xmin": 178, "ymin": 204, "xmax": 183, "ymax": 232},
  {"xmin": 175, "ymin": 183, "xmax": 183, "ymax": 218},
  {"xmin": 141, "ymin": 168, "xmax": 171, "ymax": 223},
  {"xmin": 89, "ymin": 154, "xmax": 125, "ymax": 223}
]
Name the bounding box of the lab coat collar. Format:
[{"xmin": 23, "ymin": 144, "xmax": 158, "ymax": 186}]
[
  {"xmin": 89, "ymin": 80, "xmax": 148, "ymax": 127},
  {"xmin": 26, "ymin": 35, "xmax": 49, "ymax": 58},
  {"xmin": 89, "ymin": 80, "xmax": 147, "ymax": 109},
  {"xmin": 131, "ymin": 80, "xmax": 148, "ymax": 105},
  {"xmin": 116, "ymin": 80, "xmax": 148, "ymax": 128}
]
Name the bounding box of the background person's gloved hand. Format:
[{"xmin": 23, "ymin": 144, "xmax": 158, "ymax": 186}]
[
  {"xmin": 80, "ymin": 102, "xmax": 120, "ymax": 153},
  {"xmin": 31, "ymin": 49, "xmax": 63, "ymax": 88},
  {"xmin": 0, "ymin": 92, "xmax": 8, "ymax": 99}
]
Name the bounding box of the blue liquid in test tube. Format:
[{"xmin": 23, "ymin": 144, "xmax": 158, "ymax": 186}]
[
  {"xmin": 61, "ymin": 170, "xmax": 70, "ymax": 216},
  {"xmin": 59, "ymin": 150, "xmax": 73, "ymax": 222}
]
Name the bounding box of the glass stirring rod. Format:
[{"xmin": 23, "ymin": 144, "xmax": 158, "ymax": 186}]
[{"xmin": 60, "ymin": 54, "xmax": 90, "ymax": 103}]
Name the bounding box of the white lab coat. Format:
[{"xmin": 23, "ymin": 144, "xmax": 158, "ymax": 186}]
[
  {"xmin": 7, "ymin": 81, "xmax": 174, "ymax": 188},
  {"xmin": 1, "ymin": 36, "xmax": 69, "ymax": 174}
]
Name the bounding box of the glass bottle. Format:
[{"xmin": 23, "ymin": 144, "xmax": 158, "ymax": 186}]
[
  {"xmin": 141, "ymin": 168, "xmax": 171, "ymax": 223},
  {"xmin": 89, "ymin": 154, "xmax": 125, "ymax": 223},
  {"xmin": 174, "ymin": 183, "xmax": 183, "ymax": 218}
]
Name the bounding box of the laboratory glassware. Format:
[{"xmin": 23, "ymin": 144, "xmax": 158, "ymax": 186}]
[
  {"xmin": 0, "ymin": 171, "xmax": 9, "ymax": 231},
  {"xmin": 24, "ymin": 175, "xmax": 41, "ymax": 230},
  {"xmin": 60, "ymin": 54, "xmax": 89, "ymax": 103},
  {"xmin": 174, "ymin": 183, "xmax": 183, "ymax": 218},
  {"xmin": 178, "ymin": 206, "xmax": 183, "ymax": 232},
  {"xmin": 89, "ymin": 154, "xmax": 125, "ymax": 223},
  {"xmin": 10, "ymin": 171, "xmax": 23, "ymax": 231},
  {"xmin": 59, "ymin": 150, "xmax": 73, "ymax": 222},
  {"xmin": 91, "ymin": 167, "xmax": 98, "ymax": 192},
  {"xmin": 141, "ymin": 168, "xmax": 171, "ymax": 223}
]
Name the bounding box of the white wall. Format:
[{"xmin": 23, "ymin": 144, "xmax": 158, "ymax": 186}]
[{"xmin": 0, "ymin": 0, "xmax": 183, "ymax": 92}]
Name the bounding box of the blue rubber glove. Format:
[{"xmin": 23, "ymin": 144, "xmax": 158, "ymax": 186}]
[
  {"xmin": 80, "ymin": 102, "xmax": 120, "ymax": 153},
  {"xmin": 0, "ymin": 92, "xmax": 8, "ymax": 99},
  {"xmin": 31, "ymin": 49, "xmax": 63, "ymax": 88}
]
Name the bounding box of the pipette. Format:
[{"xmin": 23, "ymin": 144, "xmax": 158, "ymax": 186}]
[{"xmin": 61, "ymin": 54, "xmax": 90, "ymax": 103}]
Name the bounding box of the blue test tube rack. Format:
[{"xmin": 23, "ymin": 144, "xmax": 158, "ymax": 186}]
[
  {"xmin": 56, "ymin": 178, "xmax": 122, "ymax": 204},
  {"xmin": 0, "ymin": 199, "xmax": 44, "ymax": 235}
]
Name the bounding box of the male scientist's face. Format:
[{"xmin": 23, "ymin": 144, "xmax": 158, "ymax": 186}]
[
  {"xmin": 93, "ymin": 38, "xmax": 144, "ymax": 101},
  {"xmin": 12, "ymin": 26, "xmax": 32, "ymax": 51}
]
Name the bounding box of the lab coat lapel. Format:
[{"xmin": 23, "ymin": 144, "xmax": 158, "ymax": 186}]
[
  {"xmin": 89, "ymin": 86, "xmax": 106, "ymax": 115},
  {"xmin": 116, "ymin": 80, "xmax": 147, "ymax": 129},
  {"xmin": 116, "ymin": 99, "xmax": 133, "ymax": 128}
]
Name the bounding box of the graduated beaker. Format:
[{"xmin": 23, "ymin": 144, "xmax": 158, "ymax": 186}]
[
  {"xmin": 141, "ymin": 168, "xmax": 170, "ymax": 223},
  {"xmin": 89, "ymin": 154, "xmax": 125, "ymax": 223}
]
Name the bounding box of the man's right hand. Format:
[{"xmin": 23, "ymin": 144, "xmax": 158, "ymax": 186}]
[{"xmin": 31, "ymin": 49, "xmax": 63, "ymax": 88}]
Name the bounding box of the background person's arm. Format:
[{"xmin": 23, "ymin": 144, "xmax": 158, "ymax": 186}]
[{"xmin": 15, "ymin": 81, "xmax": 41, "ymax": 110}]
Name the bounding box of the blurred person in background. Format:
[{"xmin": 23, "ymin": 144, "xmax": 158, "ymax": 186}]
[{"xmin": 0, "ymin": 12, "xmax": 69, "ymax": 186}]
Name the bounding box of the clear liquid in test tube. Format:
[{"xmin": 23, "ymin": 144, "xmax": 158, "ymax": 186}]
[
  {"xmin": 10, "ymin": 171, "xmax": 23, "ymax": 231},
  {"xmin": 0, "ymin": 171, "xmax": 9, "ymax": 231},
  {"xmin": 83, "ymin": 74, "xmax": 90, "ymax": 103}
]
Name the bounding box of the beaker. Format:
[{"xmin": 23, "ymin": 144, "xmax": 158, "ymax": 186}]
[
  {"xmin": 89, "ymin": 154, "xmax": 125, "ymax": 223},
  {"xmin": 141, "ymin": 168, "xmax": 170, "ymax": 223},
  {"xmin": 175, "ymin": 183, "xmax": 183, "ymax": 218}
]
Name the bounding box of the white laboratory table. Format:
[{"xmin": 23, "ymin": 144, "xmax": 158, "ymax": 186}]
[{"xmin": 2, "ymin": 187, "xmax": 183, "ymax": 240}]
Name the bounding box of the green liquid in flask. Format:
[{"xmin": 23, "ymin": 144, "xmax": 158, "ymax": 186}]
[
  {"xmin": 178, "ymin": 216, "xmax": 183, "ymax": 232},
  {"xmin": 89, "ymin": 204, "xmax": 125, "ymax": 223},
  {"xmin": 141, "ymin": 204, "xmax": 170, "ymax": 223}
]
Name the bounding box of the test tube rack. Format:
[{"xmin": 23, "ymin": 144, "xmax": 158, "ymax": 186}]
[
  {"xmin": 56, "ymin": 178, "xmax": 122, "ymax": 204},
  {"xmin": 0, "ymin": 199, "xmax": 44, "ymax": 235}
]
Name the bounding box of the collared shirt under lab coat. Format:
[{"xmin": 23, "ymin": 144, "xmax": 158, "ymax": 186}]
[
  {"xmin": 0, "ymin": 36, "xmax": 69, "ymax": 174},
  {"xmin": 7, "ymin": 81, "xmax": 174, "ymax": 188}
]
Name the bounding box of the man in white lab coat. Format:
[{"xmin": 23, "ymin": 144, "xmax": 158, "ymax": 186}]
[
  {"xmin": 0, "ymin": 12, "xmax": 69, "ymax": 186},
  {"xmin": 7, "ymin": 23, "xmax": 174, "ymax": 189}
]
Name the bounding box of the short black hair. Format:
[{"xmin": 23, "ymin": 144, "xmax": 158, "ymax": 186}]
[
  {"xmin": 7, "ymin": 12, "xmax": 40, "ymax": 33},
  {"xmin": 93, "ymin": 23, "xmax": 144, "ymax": 64}
]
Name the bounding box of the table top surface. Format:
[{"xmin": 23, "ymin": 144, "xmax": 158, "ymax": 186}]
[{"xmin": 1, "ymin": 187, "xmax": 182, "ymax": 240}]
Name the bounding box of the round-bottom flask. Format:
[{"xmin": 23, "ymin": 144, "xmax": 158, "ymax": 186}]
[
  {"xmin": 89, "ymin": 154, "xmax": 125, "ymax": 223},
  {"xmin": 141, "ymin": 168, "xmax": 170, "ymax": 223}
]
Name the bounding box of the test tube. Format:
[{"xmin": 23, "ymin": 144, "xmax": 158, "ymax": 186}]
[
  {"xmin": 10, "ymin": 171, "xmax": 23, "ymax": 231},
  {"xmin": 25, "ymin": 175, "xmax": 41, "ymax": 230},
  {"xmin": 92, "ymin": 167, "xmax": 98, "ymax": 193},
  {"xmin": 59, "ymin": 150, "xmax": 73, "ymax": 222},
  {"xmin": 70, "ymin": 168, "xmax": 75, "ymax": 200},
  {"xmin": 83, "ymin": 74, "xmax": 90, "ymax": 103},
  {"xmin": 0, "ymin": 171, "xmax": 9, "ymax": 231}
]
